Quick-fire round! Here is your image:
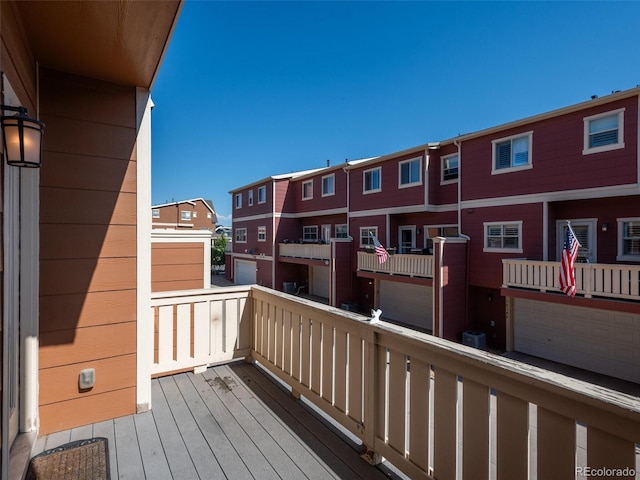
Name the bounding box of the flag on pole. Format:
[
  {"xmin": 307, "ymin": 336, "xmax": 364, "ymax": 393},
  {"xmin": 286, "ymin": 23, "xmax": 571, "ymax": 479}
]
[
  {"xmin": 559, "ymin": 223, "xmax": 581, "ymax": 296},
  {"xmin": 371, "ymin": 235, "xmax": 389, "ymax": 264}
]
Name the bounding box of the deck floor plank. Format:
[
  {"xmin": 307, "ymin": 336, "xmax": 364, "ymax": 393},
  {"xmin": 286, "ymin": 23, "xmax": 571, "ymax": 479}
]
[
  {"xmin": 32, "ymin": 362, "xmax": 395, "ymax": 479},
  {"xmin": 134, "ymin": 410, "xmax": 173, "ymax": 480},
  {"xmin": 150, "ymin": 379, "xmax": 200, "ymax": 479},
  {"xmin": 157, "ymin": 374, "xmax": 227, "ymax": 479}
]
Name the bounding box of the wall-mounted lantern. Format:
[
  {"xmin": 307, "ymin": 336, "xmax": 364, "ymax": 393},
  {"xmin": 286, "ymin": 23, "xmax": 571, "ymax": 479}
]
[{"xmin": 1, "ymin": 105, "xmax": 45, "ymax": 168}]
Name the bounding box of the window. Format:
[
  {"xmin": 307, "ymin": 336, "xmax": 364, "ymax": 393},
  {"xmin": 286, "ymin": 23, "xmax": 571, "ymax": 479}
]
[
  {"xmin": 322, "ymin": 174, "xmax": 335, "ymax": 196},
  {"xmin": 583, "ymin": 109, "xmax": 625, "ymax": 154},
  {"xmin": 618, "ymin": 218, "xmax": 640, "ymax": 260},
  {"xmin": 303, "ymin": 226, "xmax": 318, "ymax": 242},
  {"xmin": 258, "ymin": 185, "xmax": 266, "ymax": 203},
  {"xmin": 235, "ymin": 193, "xmax": 242, "ymax": 209},
  {"xmin": 484, "ymin": 222, "xmax": 522, "ymax": 252},
  {"xmin": 425, "ymin": 225, "xmax": 459, "ymax": 253},
  {"xmin": 258, "ymin": 226, "xmax": 266, "ymax": 242},
  {"xmin": 492, "ymin": 132, "xmax": 532, "ymax": 173},
  {"xmin": 193, "ymin": 211, "xmax": 197, "ymax": 218},
  {"xmin": 248, "ymin": 190, "xmax": 254, "ymax": 206},
  {"xmin": 207, "ymin": 212, "xmax": 212, "ymax": 219},
  {"xmin": 441, "ymin": 154, "xmax": 459, "ymax": 183},
  {"xmin": 181, "ymin": 210, "xmax": 191, "ymax": 221},
  {"xmin": 399, "ymin": 157, "xmax": 421, "ymax": 187},
  {"xmin": 363, "ymin": 167, "xmax": 381, "ymax": 193},
  {"xmin": 302, "ymin": 180, "xmax": 313, "ymax": 200},
  {"xmin": 360, "ymin": 227, "xmax": 378, "ymax": 247},
  {"xmin": 335, "ymin": 224, "xmax": 348, "ymax": 239},
  {"xmin": 152, "ymin": 209, "xmax": 160, "ymax": 218},
  {"xmin": 235, "ymin": 228, "xmax": 247, "ymax": 243}
]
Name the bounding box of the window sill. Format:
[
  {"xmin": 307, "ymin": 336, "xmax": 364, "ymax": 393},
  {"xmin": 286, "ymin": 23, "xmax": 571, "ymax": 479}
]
[
  {"xmin": 582, "ymin": 143, "xmax": 625, "ymax": 155},
  {"xmin": 491, "ymin": 164, "xmax": 533, "ymax": 175},
  {"xmin": 483, "ymin": 247, "xmax": 523, "ymax": 254}
]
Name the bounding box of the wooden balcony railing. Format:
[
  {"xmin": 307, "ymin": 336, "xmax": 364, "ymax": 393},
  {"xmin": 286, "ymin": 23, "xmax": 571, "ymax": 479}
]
[
  {"xmin": 153, "ymin": 285, "xmax": 640, "ymax": 479},
  {"xmin": 503, "ymin": 259, "xmax": 640, "ymax": 301},
  {"xmin": 357, "ymin": 251, "xmax": 434, "ymax": 278},
  {"xmin": 279, "ymin": 242, "xmax": 330, "ymax": 260}
]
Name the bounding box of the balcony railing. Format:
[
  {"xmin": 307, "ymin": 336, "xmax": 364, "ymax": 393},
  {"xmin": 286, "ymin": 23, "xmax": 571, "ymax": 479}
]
[
  {"xmin": 357, "ymin": 251, "xmax": 434, "ymax": 278},
  {"xmin": 503, "ymin": 259, "xmax": 640, "ymax": 301},
  {"xmin": 153, "ymin": 285, "xmax": 640, "ymax": 479},
  {"xmin": 279, "ymin": 242, "xmax": 330, "ymax": 260}
]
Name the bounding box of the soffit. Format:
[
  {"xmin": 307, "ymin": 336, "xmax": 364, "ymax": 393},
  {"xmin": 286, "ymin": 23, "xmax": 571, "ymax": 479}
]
[{"xmin": 15, "ymin": 0, "xmax": 182, "ymax": 88}]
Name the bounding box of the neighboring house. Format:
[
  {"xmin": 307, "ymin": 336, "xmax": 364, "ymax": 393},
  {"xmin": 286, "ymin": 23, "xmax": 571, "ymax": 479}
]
[
  {"xmin": 229, "ymin": 88, "xmax": 640, "ymax": 385},
  {"xmin": 0, "ymin": 1, "xmax": 181, "ymax": 476},
  {"xmin": 152, "ymin": 197, "xmax": 217, "ymax": 231}
]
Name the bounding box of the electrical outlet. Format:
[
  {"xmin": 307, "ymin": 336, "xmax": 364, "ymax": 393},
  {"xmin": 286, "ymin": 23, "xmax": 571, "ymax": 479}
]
[{"xmin": 79, "ymin": 368, "xmax": 95, "ymax": 390}]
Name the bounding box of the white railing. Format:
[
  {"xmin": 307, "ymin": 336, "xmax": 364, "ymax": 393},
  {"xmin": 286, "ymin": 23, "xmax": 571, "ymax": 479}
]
[
  {"xmin": 249, "ymin": 286, "xmax": 640, "ymax": 480},
  {"xmin": 151, "ymin": 285, "xmax": 639, "ymax": 478},
  {"xmin": 503, "ymin": 259, "xmax": 640, "ymax": 301},
  {"xmin": 357, "ymin": 251, "xmax": 434, "ymax": 278},
  {"xmin": 279, "ymin": 242, "xmax": 330, "ymax": 260},
  {"xmin": 150, "ymin": 286, "xmax": 252, "ymax": 376}
]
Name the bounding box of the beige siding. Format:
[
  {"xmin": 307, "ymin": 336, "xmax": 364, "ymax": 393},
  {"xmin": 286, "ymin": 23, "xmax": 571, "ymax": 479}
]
[
  {"xmin": 38, "ymin": 69, "xmax": 138, "ymax": 434},
  {"xmin": 151, "ymin": 242, "xmax": 205, "ymax": 292}
]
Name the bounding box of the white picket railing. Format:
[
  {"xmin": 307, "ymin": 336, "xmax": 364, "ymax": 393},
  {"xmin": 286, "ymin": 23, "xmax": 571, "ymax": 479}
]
[
  {"xmin": 150, "ymin": 286, "xmax": 252, "ymax": 376},
  {"xmin": 357, "ymin": 251, "xmax": 434, "ymax": 278},
  {"xmin": 279, "ymin": 242, "xmax": 330, "ymax": 260},
  {"xmin": 503, "ymin": 259, "xmax": 640, "ymax": 301}
]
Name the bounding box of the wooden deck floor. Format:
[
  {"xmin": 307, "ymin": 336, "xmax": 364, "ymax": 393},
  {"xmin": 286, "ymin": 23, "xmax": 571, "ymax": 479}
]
[{"xmin": 33, "ymin": 361, "xmax": 396, "ymax": 479}]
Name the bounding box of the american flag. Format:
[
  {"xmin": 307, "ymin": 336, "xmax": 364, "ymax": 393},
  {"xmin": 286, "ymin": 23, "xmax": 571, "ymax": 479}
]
[
  {"xmin": 559, "ymin": 224, "xmax": 581, "ymax": 296},
  {"xmin": 371, "ymin": 235, "xmax": 389, "ymax": 264}
]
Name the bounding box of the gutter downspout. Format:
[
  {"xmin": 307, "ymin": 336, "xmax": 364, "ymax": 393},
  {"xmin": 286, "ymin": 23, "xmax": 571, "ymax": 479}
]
[{"xmin": 454, "ymin": 139, "xmax": 471, "ymax": 331}]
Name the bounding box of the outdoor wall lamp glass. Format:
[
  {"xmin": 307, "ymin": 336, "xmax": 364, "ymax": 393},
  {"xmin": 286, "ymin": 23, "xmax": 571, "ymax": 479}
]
[{"xmin": 1, "ymin": 105, "xmax": 45, "ymax": 168}]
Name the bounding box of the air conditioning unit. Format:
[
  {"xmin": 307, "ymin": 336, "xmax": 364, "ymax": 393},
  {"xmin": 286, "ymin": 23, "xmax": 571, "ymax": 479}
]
[{"xmin": 462, "ymin": 330, "xmax": 487, "ymax": 350}]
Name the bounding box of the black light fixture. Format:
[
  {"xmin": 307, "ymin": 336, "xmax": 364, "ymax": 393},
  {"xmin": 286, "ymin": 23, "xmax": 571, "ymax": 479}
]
[{"xmin": 1, "ymin": 105, "xmax": 45, "ymax": 168}]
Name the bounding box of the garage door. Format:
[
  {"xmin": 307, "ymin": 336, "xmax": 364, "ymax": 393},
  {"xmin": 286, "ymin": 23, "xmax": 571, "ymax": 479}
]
[
  {"xmin": 310, "ymin": 266, "xmax": 330, "ymax": 299},
  {"xmin": 514, "ymin": 298, "xmax": 640, "ymax": 383},
  {"xmin": 235, "ymin": 260, "xmax": 256, "ymax": 285},
  {"xmin": 379, "ymin": 280, "xmax": 432, "ymax": 332}
]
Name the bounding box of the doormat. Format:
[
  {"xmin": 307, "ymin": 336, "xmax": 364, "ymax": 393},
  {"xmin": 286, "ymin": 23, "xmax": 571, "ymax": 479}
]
[{"xmin": 26, "ymin": 437, "xmax": 110, "ymax": 480}]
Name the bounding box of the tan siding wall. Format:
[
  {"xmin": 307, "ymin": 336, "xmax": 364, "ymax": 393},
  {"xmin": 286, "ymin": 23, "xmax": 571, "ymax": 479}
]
[
  {"xmin": 38, "ymin": 69, "xmax": 138, "ymax": 434},
  {"xmin": 151, "ymin": 242, "xmax": 205, "ymax": 292}
]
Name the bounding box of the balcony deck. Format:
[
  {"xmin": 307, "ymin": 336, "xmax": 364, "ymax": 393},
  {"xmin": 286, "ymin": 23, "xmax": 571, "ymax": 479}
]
[{"xmin": 32, "ymin": 362, "xmax": 394, "ymax": 480}]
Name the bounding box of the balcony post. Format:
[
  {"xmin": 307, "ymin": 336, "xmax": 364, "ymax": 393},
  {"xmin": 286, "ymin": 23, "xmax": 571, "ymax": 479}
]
[{"xmin": 361, "ymin": 328, "xmax": 381, "ymax": 465}]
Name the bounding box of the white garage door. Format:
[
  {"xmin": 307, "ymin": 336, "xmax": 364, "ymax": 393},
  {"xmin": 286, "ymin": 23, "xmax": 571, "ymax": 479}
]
[
  {"xmin": 514, "ymin": 298, "xmax": 640, "ymax": 383},
  {"xmin": 235, "ymin": 260, "xmax": 256, "ymax": 285},
  {"xmin": 311, "ymin": 266, "xmax": 330, "ymax": 299},
  {"xmin": 379, "ymin": 280, "xmax": 432, "ymax": 332}
]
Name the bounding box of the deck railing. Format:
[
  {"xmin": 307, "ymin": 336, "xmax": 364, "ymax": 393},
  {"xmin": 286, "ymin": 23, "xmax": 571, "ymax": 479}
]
[
  {"xmin": 279, "ymin": 242, "xmax": 331, "ymax": 260},
  {"xmin": 503, "ymin": 259, "xmax": 640, "ymax": 301},
  {"xmin": 357, "ymin": 251, "xmax": 434, "ymax": 278},
  {"xmin": 153, "ymin": 285, "xmax": 640, "ymax": 479}
]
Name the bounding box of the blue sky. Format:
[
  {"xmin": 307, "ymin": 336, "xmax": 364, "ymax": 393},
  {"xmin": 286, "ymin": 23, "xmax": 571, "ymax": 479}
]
[{"xmin": 151, "ymin": 1, "xmax": 640, "ymax": 225}]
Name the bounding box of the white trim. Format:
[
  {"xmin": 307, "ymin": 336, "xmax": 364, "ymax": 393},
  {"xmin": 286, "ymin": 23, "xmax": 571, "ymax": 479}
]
[
  {"xmin": 235, "ymin": 193, "xmax": 242, "ymax": 209},
  {"xmin": 398, "ymin": 156, "xmax": 422, "ymax": 189},
  {"xmin": 153, "ymin": 222, "xmax": 195, "ymax": 227},
  {"xmin": 235, "ymin": 227, "xmax": 247, "ymax": 243},
  {"xmin": 440, "ymin": 152, "xmax": 459, "ymax": 185},
  {"xmin": 258, "ymin": 185, "xmax": 267, "ymax": 204},
  {"xmin": 248, "ymin": 189, "xmax": 254, "ymax": 206},
  {"xmin": 136, "ymin": 89, "xmax": 153, "ymax": 413},
  {"xmin": 258, "ymin": 225, "xmax": 267, "ymax": 242},
  {"xmin": 321, "ymin": 173, "xmax": 335, "ymax": 197},
  {"xmin": 302, "ymin": 179, "xmax": 313, "ymax": 200},
  {"xmin": 348, "ymin": 203, "xmax": 451, "ymax": 218},
  {"xmin": 363, "ymin": 166, "xmax": 382, "ymax": 194},
  {"xmin": 483, "ymin": 221, "xmax": 523, "ymax": 254},
  {"xmin": 359, "ymin": 226, "xmax": 379, "ymax": 247},
  {"xmin": 151, "ymin": 198, "xmax": 215, "ymax": 215},
  {"xmin": 616, "ymin": 217, "xmax": 640, "ymax": 262},
  {"xmin": 491, "ymin": 131, "xmax": 533, "ymax": 175},
  {"xmin": 582, "ymin": 108, "xmax": 625, "ymax": 155}
]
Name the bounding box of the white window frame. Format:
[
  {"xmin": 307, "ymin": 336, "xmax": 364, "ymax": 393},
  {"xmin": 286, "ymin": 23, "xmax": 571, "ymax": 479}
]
[
  {"xmin": 360, "ymin": 226, "xmax": 379, "ymax": 247},
  {"xmin": 258, "ymin": 185, "xmax": 266, "ymax": 204},
  {"xmin": 181, "ymin": 210, "xmax": 191, "ymax": 221},
  {"xmin": 322, "ymin": 173, "xmax": 335, "ymax": 197},
  {"xmin": 302, "ymin": 180, "xmax": 313, "ymax": 200},
  {"xmin": 207, "ymin": 212, "xmax": 212, "ymax": 219},
  {"xmin": 235, "ymin": 227, "xmax": 247, "ymax": 243},
  {"xmin": 248, "ymin": 190, "xmax": 254, "ymax": 206},
  {"xmin": 398, "ymin": 157, "xmax": 422, "ymax": 188},
  {"xmin": 441, "ymin": 153, "xmax": 459, "ymax": 184},
  {"xmin": 363, "ymin": 167, "xmax": 381, "ymax": 194},
  {"xmin": 491, "ymin": 131, "xmax": 533, "ymax": 175},
  {"xmin": 152, "ymin": 209, "xmax": 160, "ymax": 218},
  {"xmin": 193, "ymin": 211, "xmax": 197, "ymax": 218},
  {"xmin": 617, "ymin": 217, "xmax": 640, "ymax": 261},
  {"xmin": 335, "ymin": 224, "xmax": 348, "ymax": 239},
  {"xmin": 303, "ymin": 225, "xmax": 318, "ymax": 242},
  {"xmin": 258, "ymin": 226, "xmax": 266, "ymax": 242},
  {"xmin": 424, "ymin": 224, "xmax": 459, "ymax": 253},
  {"xmin": 583, "ymin": 108, "xmax": 625, "ymax": 155},
  {"xmin": 235, "ymin": 193, "xmax": 242, "ymax": 209},
  {"xmin": 483, "ymin": 221, "xmax": 523, "ymax": 253}
]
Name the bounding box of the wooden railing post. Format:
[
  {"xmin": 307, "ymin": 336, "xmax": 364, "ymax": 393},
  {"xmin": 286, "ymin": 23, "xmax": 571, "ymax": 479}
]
[{"xmin": 361, "ymin": 328, "xmax": 381, "ymax": 465}]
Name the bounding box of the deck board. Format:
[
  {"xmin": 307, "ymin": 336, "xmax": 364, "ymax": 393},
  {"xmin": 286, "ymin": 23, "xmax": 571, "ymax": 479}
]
[{"xmin": 32, "ymin": 361, "xmax": 397, "ymax": 479}]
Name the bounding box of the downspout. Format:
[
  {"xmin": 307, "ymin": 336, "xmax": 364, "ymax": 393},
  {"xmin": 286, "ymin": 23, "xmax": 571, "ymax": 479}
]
[{"xmin": 454, "ymin": 139, "xmax": 471, "ymax": 330}]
